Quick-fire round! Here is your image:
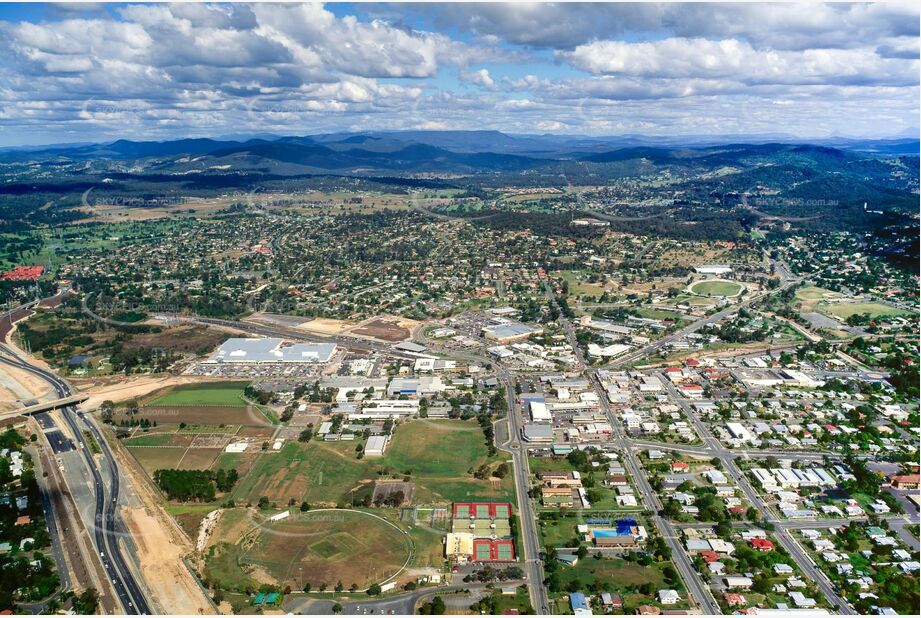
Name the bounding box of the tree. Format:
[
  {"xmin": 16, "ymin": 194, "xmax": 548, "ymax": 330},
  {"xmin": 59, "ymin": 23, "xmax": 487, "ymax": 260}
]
[
  {"xmin": 367, "ymin": 583, "xmax": 382, "ymax": 596},
  {"xmin": 332, "ymin": 603, "xmax": 343, "ymax": 614},
  {"xmin": 431, "ymin": 596, "xmax": 446, "ymax": 615},
  {"xmin": 100, "ymin": 400, "xmax": 115, "ymax": 424},
  {"xmin": 73, "ymin": 588, "xmax": 99, "ymax": 614},
  {"xmin": 663, "ymin": 499, "xmax": 682, "ymax": 519}
]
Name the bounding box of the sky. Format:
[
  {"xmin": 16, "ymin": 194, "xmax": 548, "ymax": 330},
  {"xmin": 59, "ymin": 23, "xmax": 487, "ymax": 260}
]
[{"xmin": 0, "ymin": 2, "xmax": 918, "ymax": 146}]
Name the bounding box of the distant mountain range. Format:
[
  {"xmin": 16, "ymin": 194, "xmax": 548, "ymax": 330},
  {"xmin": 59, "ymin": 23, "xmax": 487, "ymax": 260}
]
[{"xmin": 0, "ymin": 130, "xmax": 917, "ymax": 175}]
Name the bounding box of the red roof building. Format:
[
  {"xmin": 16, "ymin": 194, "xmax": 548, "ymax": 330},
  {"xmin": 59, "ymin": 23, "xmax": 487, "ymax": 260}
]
[
  {"xmin": 890, "ymin": 474, "xmax": 920, "ymax": 489},
  {"xmin": 671, "ymin": 461, "xmax": 690, "ymax": 472},
  {"xmin": 750, "ymin": 538, "xmax": 774, "ymax": 552},
  {"xmin": 0, "ymin": 265, "xmax": 44, "ymax": 281},
  {"xmin": 724, "ymin": 593, "xmax": 747, "ymax": 607}
]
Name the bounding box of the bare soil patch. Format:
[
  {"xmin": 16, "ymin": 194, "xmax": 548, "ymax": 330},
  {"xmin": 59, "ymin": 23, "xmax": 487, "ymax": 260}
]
[
  {"xmin": 349, "ymin": 316, "xmax": 417, "ymax": 342},
  {"xmin": 372, "ymin": 481, "xmax": 415, "ymax": 506}
]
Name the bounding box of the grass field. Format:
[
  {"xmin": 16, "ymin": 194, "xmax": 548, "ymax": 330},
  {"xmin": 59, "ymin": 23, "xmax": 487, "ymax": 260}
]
[
  {"xmin": 817, "ymin": 302, "xmax": 911, "ymax": 320},
  {"xmin": 206, "ymin": 509, "xmax": 414, "ymax": 591},
  {"xmin": 231, "ymin": 420, "xmax": 514, "ymax": 507},
  {"xmin": 558, "ymin": 270, "xmax": 606, "ymax": 298},
  {"xmin": 795, "ymin": 286, "xmax": 842, "ymax": 302},
  {"xmin": 557, "ymin": 557, "xmax": 686, "ymax": 610},
  {"xmin": 146, "ymin": 382, "xmax": 248, "ymax": 407},
  {"xmin": 690, "ymin": 280, "xmax": 743, "ymax": 297}
]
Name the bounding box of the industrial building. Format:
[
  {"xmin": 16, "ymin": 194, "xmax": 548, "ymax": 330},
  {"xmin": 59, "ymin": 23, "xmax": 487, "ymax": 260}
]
[
  {"xmin": 694, "ymin": 265, "xmax": 733, "ymax": 275},
  {"xmin": 387, "ymin": 376, "xmax": 446, "ymax": 396},
  {"xmin": 364, "ymin": 435, "xmax": 388, "ymax": 457},
  {"xmin": 482, "ymin": 320, "xmax": 542, "ymax": 343},
  {"xmin": 207, "ymin": 337, "xmax": 336, "ymax": 364}
]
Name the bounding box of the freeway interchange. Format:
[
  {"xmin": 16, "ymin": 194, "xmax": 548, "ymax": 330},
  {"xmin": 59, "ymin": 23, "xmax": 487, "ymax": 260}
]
[{"xmin": 0, "ymin": 338, "xmax": 151, "ymax": 615}]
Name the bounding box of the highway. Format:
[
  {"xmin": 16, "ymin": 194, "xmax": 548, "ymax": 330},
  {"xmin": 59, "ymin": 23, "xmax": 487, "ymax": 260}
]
[{"xmin": 0, "ymin": 343, "xmax": 151, "ymax": 615}]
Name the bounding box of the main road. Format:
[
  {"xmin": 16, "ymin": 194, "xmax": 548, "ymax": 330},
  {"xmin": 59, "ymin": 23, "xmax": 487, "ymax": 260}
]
[
  {"xmin": 0, "ymin": 342, "xmax": 151, "ymax": 614},
  {"xmin": 543, "ymin": 282, "xmax": 722, "ymax": 614},
  {"xmin": 414, "ymin": 327, "xmax": 550, "ymax": 614},
  {"xmin": 658, "ymin": 375, "xmax": 858, "ymax": 615}
]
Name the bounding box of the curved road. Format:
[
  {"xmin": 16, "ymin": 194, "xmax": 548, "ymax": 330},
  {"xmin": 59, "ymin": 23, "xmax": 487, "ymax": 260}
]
[{"xmin": 0, "ymin": 344, "xmax": 150, "ymax": 615}]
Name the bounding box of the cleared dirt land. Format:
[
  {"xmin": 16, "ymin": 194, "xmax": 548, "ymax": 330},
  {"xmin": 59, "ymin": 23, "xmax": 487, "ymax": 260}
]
[{"xmin": 349, "ymin": 316, "xmax": 418, "ymax": 342}]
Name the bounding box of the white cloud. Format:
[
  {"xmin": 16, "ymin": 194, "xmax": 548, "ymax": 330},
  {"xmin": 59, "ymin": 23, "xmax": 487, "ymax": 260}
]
[
  {"xmin": 417, "ymin": 2, "xmax": 919, "ymax": 51},
  {"xmin": 559, "ymin": 38, "xmax": 918, "ymax": 87},
  {"xmin": 0, "ymin": 2, "xmax": 917, "ymax": 144},
  {"xmin": 460, "ymin": 68, "xmax": 497, "ymax": 91}
]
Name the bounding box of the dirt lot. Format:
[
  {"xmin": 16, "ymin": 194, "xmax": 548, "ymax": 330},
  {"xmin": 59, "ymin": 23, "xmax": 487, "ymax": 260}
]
[
  {"xmin": 349, "ymin": 315, "xmax": 418, "ymax": 342},
  {"xmin": 122, "ymin": 324, "xmax": 226, "ymax": 354},
  {"xmin": 297, "ymin": 317, "xmax": 355, "ymax": 335},
  {"xmin": 372, "ymin": 481, "xmax": 415, "ymax": 506},
  {"xmin": 129, "ymin": 447, "xmax": 190, "ymax": 475},
  {"xmin": 74, "ymin": 375, "xmax": 226, "ymax": 410},
  {"xmin": 176, "ymin": 448, "xmax": 223, "ymax": 470},
  {"xmin": 247, "ymin": 312, "xmax": 356, "ymax": 335},
  {"xmin": 110, "ymin": 429, "xmax": 217, "ymax": 615}
]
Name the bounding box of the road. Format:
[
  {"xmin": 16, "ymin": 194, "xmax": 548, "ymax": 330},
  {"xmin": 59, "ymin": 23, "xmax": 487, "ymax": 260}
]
[
  {"xmin": 542, "ymin": 282, "xmax": 721, "ymax": 614},
  {"xmin": 285, "ymin": 580, "xmax": 524, "ymax": 615},
  {"xmin": 18, "ymin": 445, "xmax": 71, "ymax": 614},
  {"xmin": 414, "ymin": 327, "xmax": 550, "ymax": 614},
  {"xmin": 0, "ymin": 343, "xmax": 151, "ymax": 615},
  {"xmin": 658, "ymin": 375, "xmax": 859, "ymax": 614}
]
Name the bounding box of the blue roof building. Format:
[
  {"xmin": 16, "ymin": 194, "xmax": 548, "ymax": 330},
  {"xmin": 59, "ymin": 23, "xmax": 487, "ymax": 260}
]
[{"xmin": 570, "ymin": 592, "xmax": 588, "ymax": 612}]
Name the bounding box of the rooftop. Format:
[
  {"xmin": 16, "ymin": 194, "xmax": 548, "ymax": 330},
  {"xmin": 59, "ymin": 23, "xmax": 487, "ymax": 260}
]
[{"xmin": 207, "ymin": 337, "xmax": 336, "ymax": 364}]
